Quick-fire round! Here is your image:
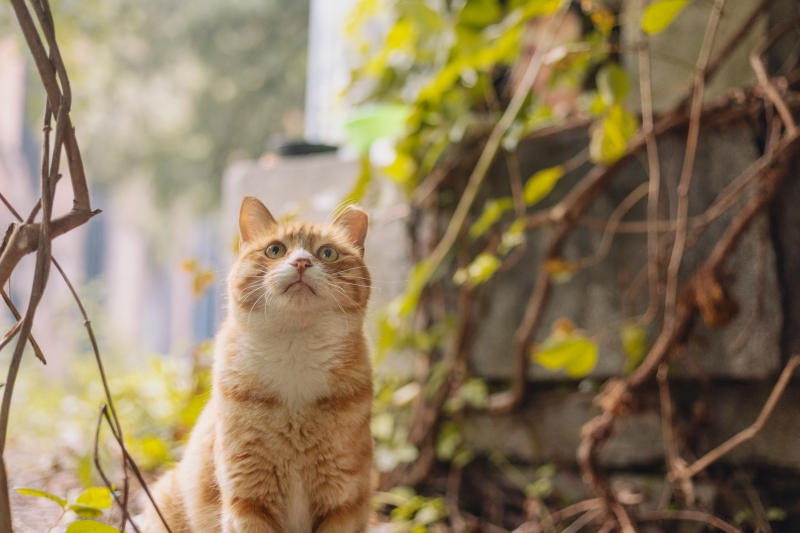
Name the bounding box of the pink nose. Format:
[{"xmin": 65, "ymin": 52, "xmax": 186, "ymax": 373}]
[{"xmin": 291, "ymin": 257, "xmax": 312, "ymax": 273}]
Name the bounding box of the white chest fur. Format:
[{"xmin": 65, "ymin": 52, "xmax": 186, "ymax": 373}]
[{"xmin": 228, "ymin": 318, "xmax": 349, "ymax": 410}]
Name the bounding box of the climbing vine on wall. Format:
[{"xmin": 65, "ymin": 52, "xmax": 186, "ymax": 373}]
[{"xmin": 345, "ymin": 0, "xmax": 800, "ymax": 531}]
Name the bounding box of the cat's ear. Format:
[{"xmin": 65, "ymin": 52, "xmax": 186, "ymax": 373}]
[
  {"xmin": 239, "ymin": 196, "xmax": 277, "ymax": 245},
  {"xmin": 333, "ymin": 206, "xmax": 369, "ymax": 255}
]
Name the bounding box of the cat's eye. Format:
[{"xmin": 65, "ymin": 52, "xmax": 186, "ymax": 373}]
[
  {"xmin": 265, "ymin": 242, "xmax": 286, "ymax": 259},
  {"xmin": 318, "ymin": 245, "xmax": 339, "ymax": 262}
]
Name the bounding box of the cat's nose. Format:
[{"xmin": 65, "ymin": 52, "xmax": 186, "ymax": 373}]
[{"xmin": 291, "ymin": 257, "xmax": 312, "ymax": 274}]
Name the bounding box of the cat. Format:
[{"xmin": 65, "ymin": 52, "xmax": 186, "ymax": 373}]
[{"xmin": 142, "ymin": 196, "xmax": 374, "ymax": 533}]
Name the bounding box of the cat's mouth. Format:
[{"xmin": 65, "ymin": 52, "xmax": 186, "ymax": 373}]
[{"xmin": 285, "ymin": 280, "xmax": 316, "ymax": 295}]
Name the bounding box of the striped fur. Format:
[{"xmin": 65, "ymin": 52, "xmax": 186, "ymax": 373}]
[{"xmin": 142, "ymin": 198, "xmax": 373, "ymax": 533}]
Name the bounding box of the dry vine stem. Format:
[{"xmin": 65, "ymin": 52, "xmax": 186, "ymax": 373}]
[{"xmin": 0, "ymin": 0, "xmax": 171, "ymax": 530}]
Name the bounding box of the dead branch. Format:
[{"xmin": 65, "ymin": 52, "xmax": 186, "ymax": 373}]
[
  {"xmin": 664, "ymin": 0, "xmax": 726, "ymax": 320},
  {"xmin": 674, "ymin": 354, "xmax": 800, "ymax": 481},
  {"xmin": 637, "ymin": 510, "xmax": 742, "ymax": 533}
]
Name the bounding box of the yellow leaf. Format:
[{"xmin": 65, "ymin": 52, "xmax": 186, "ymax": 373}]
[
  {"xmin": 453, "ymin": 254, "xmax": 501, "ymax": 287},
  {"xmin": 641, "ymin": 0, "xmax": 689, "ymax": 35},
  {"xmin": 532, "ymin": 329, "xmax": 598, "ymax": 378},
  {"xmin": 622, "ymin": 324, "xmax": 648, "ymax": 371},
  {"xmin": 589, "ymin": 105, "xmax": 638, "ymax": 164},
  {"xmin": 469, "ymin": 197, "xmax": 514, "ymax": 238},
  {"xmin": 15, "ymin": 488, "xmax": 66, "ymax": 508},
  {"xmin": 523, "ymin": 166, "xmax": 565, "ymax": 206},
  {"xmin": 76, "ymin": 487, "xmax": 112, "ymax": 510}
]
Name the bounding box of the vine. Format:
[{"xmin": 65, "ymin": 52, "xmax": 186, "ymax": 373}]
[{"xmin": 347, "ymin": 0, "xmax": 800, "ymax": 531}]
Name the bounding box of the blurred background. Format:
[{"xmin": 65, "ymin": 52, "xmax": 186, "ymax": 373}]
[{"xmin": 2, "ymin": 0, "xmax": 800, "ymax": 531}]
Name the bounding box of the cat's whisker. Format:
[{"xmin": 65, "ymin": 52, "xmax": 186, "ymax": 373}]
[
  {"xmin": 332, "ymin": 281, "xmax": 380, "ymax": 292},
  {"xmin": 324, "ymin": 282, "xmax": 367, "ymax": 314},
  {"xmin": 323, "ymin": 287, "xmax": 350, "ymax": 331}
]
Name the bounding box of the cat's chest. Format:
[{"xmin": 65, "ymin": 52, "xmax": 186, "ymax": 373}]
[{"xmin": 239, "ymin": 336, "xmax": 338, "ymax": 409}]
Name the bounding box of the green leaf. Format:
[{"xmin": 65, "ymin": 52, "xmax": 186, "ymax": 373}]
[
  {"xmin": 498, "ymin": 218, "xmax": 527, "ymax": 255},
  {"xmin": 15, "ymin": 488, "xmax": 67, "ymax": 508},
  {"xmin": 69, "ymin": 504, "xmax": 105, "ymax": 519},
  {"xmin": 435, "ymin": 422, "xmax": 462, "ymax": 461},
  {"xmin": 65, "ymin": 521, "xmax": 120, "ymax": 533},
  {"xmin": 76, "ymin": 487, "xmax": 112, "ymax": 510},
  {"xmin": 766, "ymin": 508, "xmax": 787, "ymax": 521},
  {"xmin": 589, "ymin": 105, "xmax": 638, "ymax": 164},
  {"xmin": 523, "ymin": 166, "xmax": 565, "ymax": 206},
  {"xmin": 525, "ymin": 477, "xmax": 553, "ymax": 498},
  {"xmin": 641, "ymin": 0, "xmax": 690, "ymax": 35},
  {"xmin": 621, "ymin": 324, "xmax": 648, "ymax": 371},
  {"xmin": 453, "ymin": 253, "xmax": 501, "ymax": 287},
  {"xmin": 469, "ymin": 197, "xmax": 514, "ymax": 238},
  {"xmin": 596, "ymin": 63, "xmax": 629, "ymax": 106},
  {"xmin": 533, "ymin": 330, "xmax": 598, "ymax": 378},
  {"xmin": 458, "ymin": 0, "xmax": 502, "ymax": 29},
  {"xmin": 458, "ymin": 378, "xmax": 488, "ymax": 408},
  {"xmin": 343, "ymin": 104, "xmax": 410, "ymax": 153}
]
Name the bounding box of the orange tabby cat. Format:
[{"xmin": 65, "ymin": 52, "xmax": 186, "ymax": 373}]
[{"xmin": 142, "ymin": 197, "xmax": 374, "ymax": 533}]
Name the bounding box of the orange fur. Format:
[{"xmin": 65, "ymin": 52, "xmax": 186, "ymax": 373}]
[{"xmin": 142, "ymin": 198, "xmax": 373, "ymax": 533}]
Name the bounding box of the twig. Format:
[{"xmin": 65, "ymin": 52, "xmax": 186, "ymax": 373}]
[
  {"xmin": 665, "ymin": 0, "xmax": 727, "ymax": 320},
  {"xmin": 0, "ymin": 289, "xmax": 46, "ymax": 364},
  {"xmin": 637, "ymin": 510, "xmax": 742, "ymax": 533},
  {"xmin": 639, "ymin": 35, "xmax": 662, "ymax": 323},
  {"xmin": 569, "ymin": 182, "xmax": 649, "ymax": 271},
  {"xmin": 750, "ymin": 20, "xmax": 799, "ymax": 136},
  {"xmin": 93, "ymin": 406, "xmax": 141, "ymax": 533},
  {"xmin": 561, "ymin": 508, "xmax": 602, "ymax": 533},
  {"xmin": 446, "ymin": 464, "xmax": 466, "ymax": 533},
  {"xmin": 533, "ymin": 499, "xmax": 603, "ymax": 533},
  {"xmin": 674, "ymin": 354, "xmax": 800, "ymax": 480}
]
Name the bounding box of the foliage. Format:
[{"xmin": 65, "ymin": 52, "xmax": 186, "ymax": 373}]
[
  {"xmin": 17, "ymin": 486, "xmax": 116, "ymax": 530},
  {"xmin": 641, "ymin": 0, "xmax": 690, "ymax": 35},
  {"xmin": 532, "ymin": 319, "xmax": 598, "ymax": 378},
  {"xmin": 376, "ymin": 487, "xmax": 448, "ymax": 533},
  {"xmin": 11, "ymin": 337, "xmax": 212, "ymax": 485}
]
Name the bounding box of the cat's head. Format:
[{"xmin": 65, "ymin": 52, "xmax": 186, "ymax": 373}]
[{"xmin": 228, "ymin": 196, "xmax": 371, "ymax": 326}]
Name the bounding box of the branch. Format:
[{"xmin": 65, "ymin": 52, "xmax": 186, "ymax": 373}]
[
  {"xmin": 638, "ymin": 510, "xmax": 742, "ymax": 533},
  {"xmin": 674, "ymin": 354, "xmax": 800, "ymax": 481},
  {"xmin": 665, "ymin": 0, "xmax": 727, "ymax": 319}
]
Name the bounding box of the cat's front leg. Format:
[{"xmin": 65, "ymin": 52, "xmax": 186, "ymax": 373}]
[{"xmin": 221, "ymin": 497, "xmax": 281, "ymax": 533}]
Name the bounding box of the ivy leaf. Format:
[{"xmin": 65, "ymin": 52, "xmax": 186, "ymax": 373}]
[
  {"xmin": 766, "ymin": 508, "xmax": 787, "ymax": 521},
  {"xmin": 66, "ymin": 521, "xmax": 120, "ymax": 533},
  {"xmin": 589, "ymin": 105, "xmax": 638, "ymax": 164},
  {"xmin": 641, "ymin": 0, "xmax": 690, "ymax": 35},
  {"xmin": 344, "ymin": 104, "xmax": 410, "ymax": 153},
  {"xmin": 15, "ymin": 488, "xmax": 66, "ymax": 508},
  {"xmin": 532, "ymin": 320, "xmax": 598, "ymax": 378},
  {"xmin": 596, "ymin": 63, "xmax": 629, "ymax": 106},
  {"xmin": 498, "ymin": 218, "xmax": 527, "ymax": 255},
  {"xmin": 69, "ymin": 504, "xmax": 105, "ymax": 519},
  {"xmin": 469, "ymin": 197, "xmax": 514, "ymax": 238},
  {"xmin": 435, "ymin": 422, "xmax": 462, "ymax": 461},
  {"xmin": 453, "ymin": 253, "xmax": 501, "ymax": 287},
  {"xmin": 76, "ymin": 487, "xmax": 112, "ymax": 510},
  {"xmin": 458, "ymin": 378, "xmax": 488, "ymax": 408},
  {"xmin": 458, "ymin": 0, "xmax": 502, "ymax": 29},
  {"xmin": 524, "ymin": 166, "xmax": 565, "ymax": 206},
  {"xmin": 621, "ymin": 324, "xmax": 648, "ymax": 371}
]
